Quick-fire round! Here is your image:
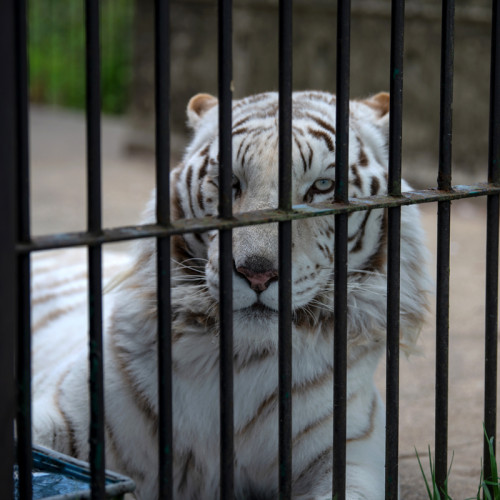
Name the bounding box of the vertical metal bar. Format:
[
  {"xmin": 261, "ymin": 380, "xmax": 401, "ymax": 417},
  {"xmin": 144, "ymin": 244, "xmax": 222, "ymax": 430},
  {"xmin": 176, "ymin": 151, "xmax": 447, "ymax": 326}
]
[
  {"xmin": 16, "ymin": 260, "xmax": 32, "ymax": 500},
  {"xmin": 0, "ymin": 0, "xmax": 18, "ymax": 496},
  {"xmin": 86, "ymin": 0, "xmax": 102, "ymax": 235},
  {"xmin": 434, "ymin": 200, "xmax": 450, "ymax": 490},
  {"xmin": 484, "ymin": 194, "xmax": 499, "ymax": 489},
  {"xmin": 155, "ymin": 0, "xmax": 173, "ymax": 498},
  {"xmin": 157, "ymin": 235, "xmax": 172, "ymax": 500},
  {"xmin": 278, "ymin": 0, "xmax": 293, "ymax": 498},
  {"xmin": 333, "ymin": 0, "xmax": 350, "ymax": 498},
  {"xmin": 387, "ymin": 0, "xmax": 404, "ymax": 199},
  {"xmin": 437, "ymin": 0, "xmax": 454, "ymax": 192},
  {"xmin": 385, "ymin": 208, "xmax": 401, "ymax": 500},
  {"xmin": 484, "ymin": 0, "xmax": 500, "ymax": 490},
  {"xmin": 435, "ymin": 0, "xmax": 454, "ymax": 493},
  {"xmin": 85, "ymin": 0, "xmax": 105, "ymax": 497},
  {"xmin": 385, "ymin": 0, "xmax": 405, "ymax": 497},
  {"xmin": 155, "ymin": 0, "xmax": 170, "ymax": 225},
  {"xmin": 487, "ymin": 1, "xmax": 500, "ymax": 192},
  {"xmin": 15, "ymin": 0, "xmax": 29, "ymax": 241},
  {"xmin": 87, "ymin": 247, "xmax": 105, "ymax": 500},
  {"xmin": 15, "ymin": 0, "xmax": 33, "ymax": 497},
  {"xmin": 218, "ymin": 1, "xmax": 234, "ymax": 498}
]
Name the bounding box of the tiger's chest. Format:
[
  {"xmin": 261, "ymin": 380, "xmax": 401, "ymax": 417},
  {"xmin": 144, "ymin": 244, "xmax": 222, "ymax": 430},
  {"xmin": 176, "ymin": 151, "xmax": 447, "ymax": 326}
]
[{"xmin": 168, "ymin": 312, "xmax": 382, "ymax": 498}]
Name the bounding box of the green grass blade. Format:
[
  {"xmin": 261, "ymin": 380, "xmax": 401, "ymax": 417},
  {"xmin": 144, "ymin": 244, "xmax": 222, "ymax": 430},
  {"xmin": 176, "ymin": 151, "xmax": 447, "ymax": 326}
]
[
  {"xmin": 483, "ymin": 426, "xmax": 500, "ymax": 499},
  {"xmin": 482, "ymin": 484, "xmax": 493, "ymax": 500},
  {"xmin": 416, "ymin": 447, "xmax": 434, "ymax": 499}
]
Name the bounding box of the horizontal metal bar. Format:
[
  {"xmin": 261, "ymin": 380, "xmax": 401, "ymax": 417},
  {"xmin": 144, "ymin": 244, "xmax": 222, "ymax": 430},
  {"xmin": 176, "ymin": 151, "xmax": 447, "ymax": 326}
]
[{"xmin": 17, "ymin": 183, "xmax": 500, "ymax": 253}]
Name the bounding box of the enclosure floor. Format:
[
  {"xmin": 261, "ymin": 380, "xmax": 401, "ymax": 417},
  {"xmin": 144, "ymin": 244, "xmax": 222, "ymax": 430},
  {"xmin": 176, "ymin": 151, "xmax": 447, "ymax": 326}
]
[{"xmin": 30, "ymin": 104, "xmax": 495, "ymax": 500}]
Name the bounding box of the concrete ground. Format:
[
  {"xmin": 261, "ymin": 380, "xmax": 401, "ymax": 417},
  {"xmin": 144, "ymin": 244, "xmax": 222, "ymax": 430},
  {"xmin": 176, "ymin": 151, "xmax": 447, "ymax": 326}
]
[{"xmin": 30, "ymin": 105, "xmax": 498, "ymax": 499}]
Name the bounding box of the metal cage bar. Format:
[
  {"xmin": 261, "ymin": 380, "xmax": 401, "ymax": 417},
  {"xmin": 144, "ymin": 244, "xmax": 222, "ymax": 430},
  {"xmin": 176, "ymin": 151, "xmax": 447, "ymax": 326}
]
[
  {"xmin": 435, "ymin": 0, "xmax": 455, "ymax": 492},
  {"xmin": 155, "ymin": 0, "xmax": 173, "ymax": 498},
  {"xmin": 434, "ymin": 200, "xmax": 451, "ymax": 488},
  {"xmin": 278, "ymin": 1, "xmax": 293, "ymax": 498},
  {"xmin": 0, "ymin": 0, "xmax": 18, "ymax": 497},
  {"xmin": 15, "ymin": 0, "xmax": 33, "ymax": 498},
  {"xmin": 385, "ymin": 0, "xmax": 405, "ymax": 497},
  {"xmin": 85, "ymin": 0, "xmax": 106, "ymax": 497},
  {"xmin": 484, "ymin": 0, "xmax": 500, "ymax": 490},
  {"xmin": 218, "ymin": 1, "xmax": 234, "ymax": 498},
  {"xmin": 15, "ymin": 183, "xmax": 500, "ymax": 253},
  {"xmin": 333, "ymin": 0, "xmax": 351, "ymax": 498}
]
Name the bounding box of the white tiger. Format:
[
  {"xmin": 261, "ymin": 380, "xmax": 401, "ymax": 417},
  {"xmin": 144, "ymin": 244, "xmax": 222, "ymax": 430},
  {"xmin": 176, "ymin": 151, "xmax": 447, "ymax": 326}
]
[{"xmin": 32, "ymin": 91, "xmax": 431, "ymax": 499}]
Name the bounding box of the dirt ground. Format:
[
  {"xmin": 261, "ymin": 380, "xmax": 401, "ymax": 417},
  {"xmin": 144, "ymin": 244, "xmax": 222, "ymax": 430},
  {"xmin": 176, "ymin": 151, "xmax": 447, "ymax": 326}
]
[{"xmin": 30, "ymin": 105, "xmax": 498, "ymax": 499}]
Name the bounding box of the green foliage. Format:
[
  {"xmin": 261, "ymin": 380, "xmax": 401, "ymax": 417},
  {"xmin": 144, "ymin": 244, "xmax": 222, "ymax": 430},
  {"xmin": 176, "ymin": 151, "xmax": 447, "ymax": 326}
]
[
  {"xmin": 417, "ymin": 426, "xmax": 500, "ymax": 500},
  {"xmin": 474, "ymin": 429, "xmax": 500, "ymax": 500},
  {"xmin": 416, "ymin": 446, "xmax": 453, "ymax": 500},
  {"xmin": 29, "ymin": 0, "xmax": 134, "ymax": 114}
]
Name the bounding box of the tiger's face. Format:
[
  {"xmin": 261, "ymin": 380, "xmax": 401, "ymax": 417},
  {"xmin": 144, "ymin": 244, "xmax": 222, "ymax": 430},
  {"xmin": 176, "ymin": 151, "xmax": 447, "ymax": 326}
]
[{"xmin": 172, "ymin": 91, "xmax": 391, "ymax": 322}]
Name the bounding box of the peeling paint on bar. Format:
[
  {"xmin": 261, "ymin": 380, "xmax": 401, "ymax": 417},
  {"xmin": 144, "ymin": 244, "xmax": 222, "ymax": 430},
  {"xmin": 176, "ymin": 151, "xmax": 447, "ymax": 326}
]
[{"xmin": 17, "ymin": 183, "xmax": 500, "ymax": 254}]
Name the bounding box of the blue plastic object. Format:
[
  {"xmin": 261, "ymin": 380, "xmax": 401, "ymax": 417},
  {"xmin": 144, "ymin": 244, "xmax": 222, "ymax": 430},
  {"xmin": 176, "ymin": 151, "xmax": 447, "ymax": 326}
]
[{"xmin": 15, "ymin": 445, "xmax": 135, "ymax": 499}]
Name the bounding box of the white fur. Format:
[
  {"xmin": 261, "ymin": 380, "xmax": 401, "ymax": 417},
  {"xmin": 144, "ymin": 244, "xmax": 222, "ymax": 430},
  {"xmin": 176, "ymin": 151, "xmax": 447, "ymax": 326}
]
[{"xmin": 32, "ymin": 92, "xmax": 431, "ymax": 499}]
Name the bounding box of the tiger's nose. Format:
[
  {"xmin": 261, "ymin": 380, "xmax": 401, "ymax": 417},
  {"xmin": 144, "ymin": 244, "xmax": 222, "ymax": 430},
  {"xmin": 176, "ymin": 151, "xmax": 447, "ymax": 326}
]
[{"xmin": 235, "ymin": 256, "xmax": 278, "ymax": 292}]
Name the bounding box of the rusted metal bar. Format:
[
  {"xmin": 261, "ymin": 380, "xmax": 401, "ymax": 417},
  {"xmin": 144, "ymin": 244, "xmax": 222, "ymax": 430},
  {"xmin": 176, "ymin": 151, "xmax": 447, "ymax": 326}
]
[{"xmin": 16, "ymin": 184, "xmax": 500, "ymax": 254}]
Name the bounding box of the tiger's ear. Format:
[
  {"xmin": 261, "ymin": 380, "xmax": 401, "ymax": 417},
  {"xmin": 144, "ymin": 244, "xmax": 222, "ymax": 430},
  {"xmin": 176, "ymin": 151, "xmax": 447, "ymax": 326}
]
[
  {"xmin": 363, "ymin": 92, "xmax": 390, "ymax": 118},
  {"xmin": 187, "ymin": 93, "xmax": 218, "ymax": 130},
  {"xmin": 363, "ymin": 92, "xmax": 390, "ymax": 140}
]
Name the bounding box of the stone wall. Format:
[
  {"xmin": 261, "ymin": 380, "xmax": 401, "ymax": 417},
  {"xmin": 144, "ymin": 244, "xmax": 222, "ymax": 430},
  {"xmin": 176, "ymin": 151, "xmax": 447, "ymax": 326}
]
[{"xmin": 127, "ymin": 0, "xmax": 493, "ymax": 186}]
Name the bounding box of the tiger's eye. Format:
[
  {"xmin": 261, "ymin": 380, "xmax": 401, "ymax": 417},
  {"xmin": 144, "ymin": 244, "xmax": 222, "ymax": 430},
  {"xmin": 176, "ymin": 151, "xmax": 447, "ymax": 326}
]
[
  {"xmin": 211, "ymin": 174, "xmax": 240, "ymax": 190},
  {"xmin": 232, "ymin": 174, "xmax": 242, "ymax": 197},
  {"xmin": 313, "ymin": 179, "xmax": 334, "ymax": 192}
]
